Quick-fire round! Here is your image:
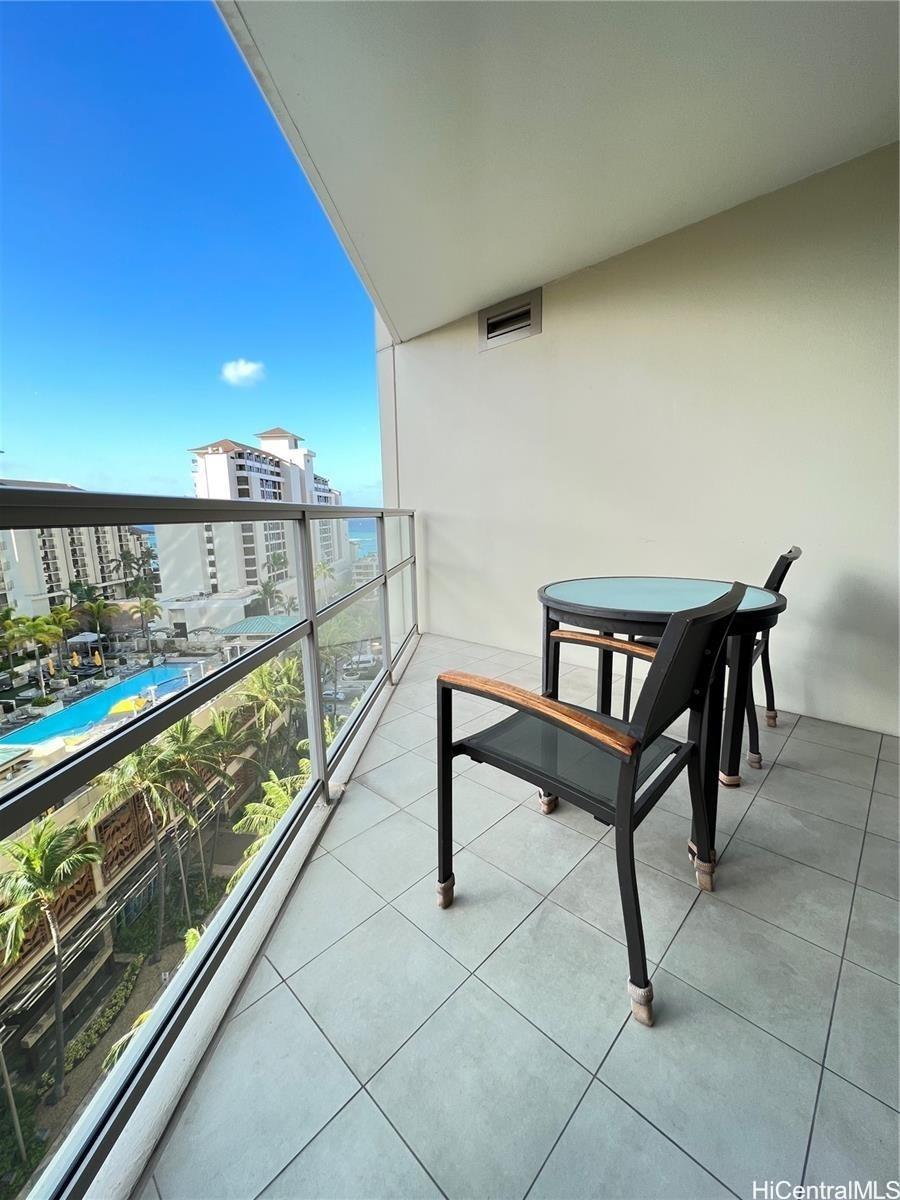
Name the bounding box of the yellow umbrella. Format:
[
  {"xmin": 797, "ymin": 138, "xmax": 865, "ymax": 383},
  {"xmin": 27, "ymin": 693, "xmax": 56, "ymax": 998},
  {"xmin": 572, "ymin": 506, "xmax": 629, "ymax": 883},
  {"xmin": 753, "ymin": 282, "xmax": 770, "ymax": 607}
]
[
  {"xmin": 47, "ymin": 657, "xmax": 55, "ymax": 676},
  {"xmin": 70, "ymin": 651, "xmax": 81, "ymax": 668},
  {"xmin": 108, "ymin": 696, "xmax": 147, "ymax": 716},
  {"xmin": 92, "ymin": 651, "xmax": 102, "ymax": 667}
]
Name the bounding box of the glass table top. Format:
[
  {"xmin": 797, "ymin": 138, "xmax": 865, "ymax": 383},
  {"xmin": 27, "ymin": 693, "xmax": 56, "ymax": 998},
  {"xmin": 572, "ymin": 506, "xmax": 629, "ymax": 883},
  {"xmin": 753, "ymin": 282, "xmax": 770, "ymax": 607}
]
[{"xmin": 541, "ymin": 576, "xmax": 779, "ymax": 614}]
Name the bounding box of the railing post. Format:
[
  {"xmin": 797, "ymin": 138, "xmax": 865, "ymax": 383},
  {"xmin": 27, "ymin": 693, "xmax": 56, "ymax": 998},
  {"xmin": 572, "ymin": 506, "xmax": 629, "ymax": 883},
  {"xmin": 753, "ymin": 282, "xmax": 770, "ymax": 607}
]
[
  {"xmin": 376, "ymin": 514, "xmax": 394, "ymax": 682},
  {"xmin": 409, "ymin": 514, "xmax": 419, "ymax": 637},
  {"xmin": 293, "ymin": 516, "xmax": 330, "ymax": 802}
]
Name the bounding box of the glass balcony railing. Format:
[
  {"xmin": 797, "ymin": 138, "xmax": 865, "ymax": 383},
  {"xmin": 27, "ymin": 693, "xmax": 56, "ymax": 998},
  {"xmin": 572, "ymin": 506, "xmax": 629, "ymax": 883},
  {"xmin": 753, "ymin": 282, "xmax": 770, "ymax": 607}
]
[{"xmin": 0, "ymin": 488, "xmax": 416, "ymax": 1200}]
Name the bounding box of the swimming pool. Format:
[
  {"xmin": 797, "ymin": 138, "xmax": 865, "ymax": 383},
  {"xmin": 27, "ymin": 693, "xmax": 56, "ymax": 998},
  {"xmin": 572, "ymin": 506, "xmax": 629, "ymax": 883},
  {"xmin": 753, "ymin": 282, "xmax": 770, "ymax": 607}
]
[{"xmin": 0, "ymin": 664, "xmax": 201, "ymax": 746}]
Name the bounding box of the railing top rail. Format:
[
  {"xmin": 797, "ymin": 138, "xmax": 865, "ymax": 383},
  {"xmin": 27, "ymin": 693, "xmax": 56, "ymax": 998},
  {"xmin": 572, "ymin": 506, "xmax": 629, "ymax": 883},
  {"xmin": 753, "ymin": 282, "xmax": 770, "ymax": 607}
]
[{"xmin": 0, "ymin": 486, "xmax": 414, "ymax": 528}]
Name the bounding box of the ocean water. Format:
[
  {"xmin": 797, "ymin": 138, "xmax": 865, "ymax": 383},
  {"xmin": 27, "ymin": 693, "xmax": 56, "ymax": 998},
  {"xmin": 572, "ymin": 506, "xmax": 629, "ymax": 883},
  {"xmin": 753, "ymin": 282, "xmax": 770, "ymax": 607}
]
[{"xmin": 347, "ymin": 518, "xmax": 377, "ymax": 557}]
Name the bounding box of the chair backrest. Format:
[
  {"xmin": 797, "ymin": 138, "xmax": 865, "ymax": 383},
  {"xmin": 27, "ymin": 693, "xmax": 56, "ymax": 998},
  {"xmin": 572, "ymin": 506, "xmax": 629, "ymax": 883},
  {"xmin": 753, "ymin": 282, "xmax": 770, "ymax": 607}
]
[
  {"xmin": 631, "ymin": 582, "xmax": 746, "ymax": 745},
  {"xmin": 764, "ymin": 545, "xmax": 802, "ymax": 593}
]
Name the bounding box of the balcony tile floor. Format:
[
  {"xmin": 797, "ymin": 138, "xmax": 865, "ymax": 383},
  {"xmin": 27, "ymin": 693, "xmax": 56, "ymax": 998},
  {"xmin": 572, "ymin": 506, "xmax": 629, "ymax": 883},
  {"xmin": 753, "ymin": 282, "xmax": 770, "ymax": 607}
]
[{"xmin": 145, "ymin": 636, "xmax": 899, "ymax": 1200}]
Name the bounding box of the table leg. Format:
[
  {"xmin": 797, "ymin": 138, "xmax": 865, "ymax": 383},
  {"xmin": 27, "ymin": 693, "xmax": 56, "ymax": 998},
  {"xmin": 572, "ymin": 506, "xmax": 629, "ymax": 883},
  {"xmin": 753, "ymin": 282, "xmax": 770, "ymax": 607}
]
[
  {"xmin": 719, "ymin": 632, "xmax": 754, "ymax": 786},
  {"xmin": 540, "ymin": 611, "xmax": 561, "ymax": 813},
  {"xmin": 596, "ymin": 631, "xmax": 613, "ymax": 716},
  {"xmin": 541, "ymin": 613, "xmax": 560, "ymax": 699},
  {"xmin": 697, "ymin": 648, "xmax": 726, "ymax": 851}
]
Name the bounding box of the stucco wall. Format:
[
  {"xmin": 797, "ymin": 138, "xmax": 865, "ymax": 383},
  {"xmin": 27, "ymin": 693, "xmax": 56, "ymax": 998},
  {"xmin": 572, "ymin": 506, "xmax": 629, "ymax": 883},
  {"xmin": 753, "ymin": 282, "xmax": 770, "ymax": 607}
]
[{"xmin": 384, "ymin": 146, "xmax": 899, "ymax": 732}]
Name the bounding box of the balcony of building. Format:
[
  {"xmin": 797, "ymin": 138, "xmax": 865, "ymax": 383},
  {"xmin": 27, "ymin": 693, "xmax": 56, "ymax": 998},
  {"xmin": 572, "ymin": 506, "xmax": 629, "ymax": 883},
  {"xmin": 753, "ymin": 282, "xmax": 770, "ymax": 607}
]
[
  {"xmin": 0, "ymin": 3, "xmax": 897, "ymax": 1200},
  {"xmin": 134, "ymin": 631, "xmax": 898, "ymax": 1200}
]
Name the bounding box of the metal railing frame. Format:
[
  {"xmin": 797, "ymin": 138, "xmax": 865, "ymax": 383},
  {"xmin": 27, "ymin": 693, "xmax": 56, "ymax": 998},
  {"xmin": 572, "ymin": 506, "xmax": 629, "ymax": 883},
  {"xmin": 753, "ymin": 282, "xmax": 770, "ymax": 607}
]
[{"xmin": 0, "ymin": 487, "xmax": 418, "ymax": 1199}]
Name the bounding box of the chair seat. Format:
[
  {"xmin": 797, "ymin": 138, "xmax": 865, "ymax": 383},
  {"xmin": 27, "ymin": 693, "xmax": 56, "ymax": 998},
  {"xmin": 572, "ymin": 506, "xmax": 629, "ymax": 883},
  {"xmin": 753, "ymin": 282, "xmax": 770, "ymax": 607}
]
[{"xmin": 457, "ymin": 705, "xmax": 679, "ymax": 819}]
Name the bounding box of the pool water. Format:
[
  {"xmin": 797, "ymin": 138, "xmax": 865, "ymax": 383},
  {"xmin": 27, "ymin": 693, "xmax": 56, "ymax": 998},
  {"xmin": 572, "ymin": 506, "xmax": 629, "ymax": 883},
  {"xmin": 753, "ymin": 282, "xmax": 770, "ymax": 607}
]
[{"xmin": 0, "ymin": 664, "xmax": 200, "ymax": 746}]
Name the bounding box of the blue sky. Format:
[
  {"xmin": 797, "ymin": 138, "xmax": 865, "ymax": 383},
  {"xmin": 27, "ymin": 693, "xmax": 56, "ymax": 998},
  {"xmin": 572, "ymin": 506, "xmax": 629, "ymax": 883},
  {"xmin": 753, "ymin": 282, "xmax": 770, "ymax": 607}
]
[{"xmin": 0, "ymin": 1, "xmax": 382, "ymax": 504}]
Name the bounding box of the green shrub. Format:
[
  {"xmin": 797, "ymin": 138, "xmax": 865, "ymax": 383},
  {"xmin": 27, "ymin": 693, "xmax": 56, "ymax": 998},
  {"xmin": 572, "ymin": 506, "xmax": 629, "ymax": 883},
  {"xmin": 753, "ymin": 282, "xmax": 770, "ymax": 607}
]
[
  {"xmin": 0, "ymin": 1086, "xmax": 46, "ymax": 1200},
  {"xmin": 37, "ymin": 956, "xmax": 144, "ymax": 1098},
  {"xmin": 113, "ymin": 874, "xmax": 226, "ymax": 957},
  {"xmin": 29, "ymin": 696, "xmax": 58, "ymax": 709}
]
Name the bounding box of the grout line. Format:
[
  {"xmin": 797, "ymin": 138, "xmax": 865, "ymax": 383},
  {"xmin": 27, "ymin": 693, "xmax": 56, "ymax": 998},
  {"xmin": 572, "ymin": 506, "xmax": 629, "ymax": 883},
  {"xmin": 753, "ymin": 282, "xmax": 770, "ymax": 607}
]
[
  {"xmin": 286, "ymin": 986, "xmax": 453, "ymax": 1199},
  {"xmin": 248, "ymin": 1088, "xmax": 364, "ymax": 1200},
  {"xmin": 363, "ymin": 1090, "xmax": 451, "ymax": 1200},
  {"xmin": 592, "ymin": 1079, "xmax": 743, "ymax": 1200},
  {"xmin": 521, "ymin": 1075, "xmax": 595, "ymax": 1200},
  {"xmin": 786, "ymin": 733, "xmax": 882, "ymax": 762},
  {"xmin": 799, "ymin": 761, "xmax": 879, "ymax": 1182},
  {"xmin": 725, "ymin": 831, "xmax": 863, "ymax": 886},
  {"xmin": 520, "ymin": 880, "xmax": 746, "ymax": 1199}
]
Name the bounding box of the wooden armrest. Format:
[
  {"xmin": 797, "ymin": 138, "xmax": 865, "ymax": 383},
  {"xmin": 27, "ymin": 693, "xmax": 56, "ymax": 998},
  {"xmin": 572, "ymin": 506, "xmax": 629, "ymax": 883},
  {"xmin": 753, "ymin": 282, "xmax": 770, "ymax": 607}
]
[
  {"xmin": 549, "ymin": 630, "xmax": 657, "ymax": 661},
  {"xmin": 438, "ymin": 671, "xmax": 638, "ymax": 759}
]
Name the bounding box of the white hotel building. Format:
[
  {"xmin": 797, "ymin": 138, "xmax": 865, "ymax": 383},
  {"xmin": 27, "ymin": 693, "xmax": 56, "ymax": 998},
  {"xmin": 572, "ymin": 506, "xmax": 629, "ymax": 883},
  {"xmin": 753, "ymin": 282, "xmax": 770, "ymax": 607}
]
[
  {"xmin": 156, "ymin": 429, "xmax": 351, "ymax": 634},
  {"xmin": 0, "ymin": 480, "xmax": 158, "ymax": 616}
]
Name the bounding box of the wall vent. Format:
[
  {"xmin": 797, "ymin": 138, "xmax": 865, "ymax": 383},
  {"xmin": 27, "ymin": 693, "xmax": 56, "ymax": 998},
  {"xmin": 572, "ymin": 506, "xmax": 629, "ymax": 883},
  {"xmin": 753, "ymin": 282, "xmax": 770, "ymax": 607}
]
[{"xmin": 478, "ymin": 288, "xmax": 542, "ymax": 351}]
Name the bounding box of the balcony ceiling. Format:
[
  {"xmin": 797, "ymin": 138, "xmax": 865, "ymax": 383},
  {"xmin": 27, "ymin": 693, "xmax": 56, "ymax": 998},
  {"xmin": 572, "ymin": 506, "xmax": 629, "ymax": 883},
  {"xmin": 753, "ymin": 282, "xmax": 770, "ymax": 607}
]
[{"xmin": 219, "ymin": 1, "xmax": 898, "ymax": 341}]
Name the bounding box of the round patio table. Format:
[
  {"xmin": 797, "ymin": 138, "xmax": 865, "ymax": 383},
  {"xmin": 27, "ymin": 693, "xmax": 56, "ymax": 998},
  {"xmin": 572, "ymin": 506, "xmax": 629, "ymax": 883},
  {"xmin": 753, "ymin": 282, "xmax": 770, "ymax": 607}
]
[{"xmin": 537, "ymin": 576, "xmax": 786, "ymax": 787}]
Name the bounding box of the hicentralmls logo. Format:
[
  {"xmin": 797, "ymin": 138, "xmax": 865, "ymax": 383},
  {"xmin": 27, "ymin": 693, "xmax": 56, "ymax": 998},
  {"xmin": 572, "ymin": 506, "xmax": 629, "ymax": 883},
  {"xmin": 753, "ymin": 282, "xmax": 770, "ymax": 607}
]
[{"xmin": 753, "ymin": 1183, "xmax": 900, "ymax": 1200}]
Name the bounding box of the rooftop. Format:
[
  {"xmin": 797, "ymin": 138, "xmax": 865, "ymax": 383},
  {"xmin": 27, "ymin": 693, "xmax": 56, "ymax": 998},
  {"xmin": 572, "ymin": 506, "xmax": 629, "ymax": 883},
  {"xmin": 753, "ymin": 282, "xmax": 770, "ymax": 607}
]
[
  {"xmin": 219, "ymin": 615, "xmax": 299, "ymax": 637},
  {"xmin": 141, "ymin": 634, "xmax": 899, "ymax": 1200},
  {"xmin": 256, "ymin": 428, "xmax": 304, "ymax": 441}
]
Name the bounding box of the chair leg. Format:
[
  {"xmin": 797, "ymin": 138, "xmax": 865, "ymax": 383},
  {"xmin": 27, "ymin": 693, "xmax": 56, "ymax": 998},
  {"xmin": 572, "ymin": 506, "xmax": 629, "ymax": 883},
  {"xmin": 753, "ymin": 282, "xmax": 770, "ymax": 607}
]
[
  {"xmin": 686, "ymin": 747, "xmax": 716, "ymax": 892},
  {"xmin": 539, "ymin": 791, "xmax": 558, "ymax": 814},
  {"xmin": 614, "ymin": 769, "xmax": 653, "ymax": 1026},
  {"xmin": 761, "ymin": 644, "xmax": 777, "ymax": 727},
  {"xmin": 745, "ymin": 676, "xmax": 762, "ymax": 769},
  {"xmin": 436, "ymin": 684, "xmax": 455, "ymax": 908}
]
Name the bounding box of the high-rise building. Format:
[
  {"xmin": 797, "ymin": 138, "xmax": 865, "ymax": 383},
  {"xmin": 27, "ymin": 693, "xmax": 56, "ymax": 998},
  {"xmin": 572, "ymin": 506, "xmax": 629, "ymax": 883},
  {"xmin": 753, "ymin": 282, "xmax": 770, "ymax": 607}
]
[
  {"xmin": 155, "ymin": 429, "xmax": 350, "ymax": 626},
  {"xmin": 0, "ymin": 480, "xmax": 159, "ymax": 615}
]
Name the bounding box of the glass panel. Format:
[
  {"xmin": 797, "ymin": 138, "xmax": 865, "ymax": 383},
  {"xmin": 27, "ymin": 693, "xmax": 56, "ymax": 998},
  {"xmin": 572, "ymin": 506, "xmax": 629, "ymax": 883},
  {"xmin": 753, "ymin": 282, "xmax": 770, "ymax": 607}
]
[
  {"xmin": 309, "ymin": 516, "xmax": 378, "ymax": 612},
  {"xmin": 0, "ymin": 519, "xmax": 305, "ymax": 798},
  {"xmin": 318, "ymin": 589, "xmax": 385, "ymax": 751},
  {"xmin": 384, "ymin": 515, "xmax": 411, "ymax": 570},
  {"xmin": 0, "ymin": 642, "xmax": 309, "ymax": 1189},
  {"xmin": 387, "ymin": 565, "xmax": 415, "ymax": 659}
]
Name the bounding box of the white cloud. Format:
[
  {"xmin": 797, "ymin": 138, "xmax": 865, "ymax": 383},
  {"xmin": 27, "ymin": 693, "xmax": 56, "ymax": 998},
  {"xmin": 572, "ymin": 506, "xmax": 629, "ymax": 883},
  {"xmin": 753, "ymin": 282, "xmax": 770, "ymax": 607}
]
[{"xmin": 220, "ymin": 358, "xmax": 265, "ymax": 387}]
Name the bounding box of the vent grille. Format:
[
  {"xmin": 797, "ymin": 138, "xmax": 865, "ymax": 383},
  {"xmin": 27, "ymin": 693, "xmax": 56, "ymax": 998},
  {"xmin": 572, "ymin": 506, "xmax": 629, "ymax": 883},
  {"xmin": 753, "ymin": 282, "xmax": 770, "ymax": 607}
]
[{"xmin": 478, "ymin": 288, "xmax": 542, "ymax": 351}]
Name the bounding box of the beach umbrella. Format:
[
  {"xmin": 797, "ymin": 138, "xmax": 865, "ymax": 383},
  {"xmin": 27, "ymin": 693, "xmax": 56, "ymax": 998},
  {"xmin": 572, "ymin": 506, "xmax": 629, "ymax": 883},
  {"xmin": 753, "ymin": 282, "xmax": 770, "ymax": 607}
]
[
  {"xmin": 108, "ymin": 696, "xmax": 146, "ymax": 716},
  {"xmin": 92, "ymin": 651, "xmax": 102, "ymax": 667},
  {"xmin": 47, "ymin": 657, "xmax": 55, "ymax": 676},
  {"xmin": 70, "ymin": 651, "xmax": 81, "ymax": 668}
]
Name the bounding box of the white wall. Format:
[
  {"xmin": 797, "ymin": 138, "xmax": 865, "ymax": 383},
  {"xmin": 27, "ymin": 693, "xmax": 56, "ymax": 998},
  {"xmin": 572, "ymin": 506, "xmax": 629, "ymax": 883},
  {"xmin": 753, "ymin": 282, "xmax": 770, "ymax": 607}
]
[{"xmin": 383, "ymin": 146, "xmax": 899, "ymax": 733}]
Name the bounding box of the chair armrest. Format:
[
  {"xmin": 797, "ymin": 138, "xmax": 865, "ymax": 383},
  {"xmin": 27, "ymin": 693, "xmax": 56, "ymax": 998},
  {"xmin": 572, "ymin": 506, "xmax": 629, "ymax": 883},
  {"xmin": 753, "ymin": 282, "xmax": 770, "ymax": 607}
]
[
  {"xmin": 438, "ymin": 671, "xmax": 638, "ymax": 760},
  {"xmin": 549, "ymin": 630, "xmax": 657, "ymax": 661}
]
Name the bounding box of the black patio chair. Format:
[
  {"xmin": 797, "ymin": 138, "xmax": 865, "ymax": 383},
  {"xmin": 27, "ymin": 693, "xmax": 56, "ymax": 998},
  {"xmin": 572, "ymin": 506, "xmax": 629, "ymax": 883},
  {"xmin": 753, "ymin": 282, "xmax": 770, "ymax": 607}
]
[
  {"xmin": 621, "ymin": 546, "xmax": 802, "ymax": 768},
  {"xmin": 435, "ymin": 582, "xmax": 746, "ymax": 1028},
  {"xmin": 745, "ymin": 546, "xmax": 802, "ymax": 764}
]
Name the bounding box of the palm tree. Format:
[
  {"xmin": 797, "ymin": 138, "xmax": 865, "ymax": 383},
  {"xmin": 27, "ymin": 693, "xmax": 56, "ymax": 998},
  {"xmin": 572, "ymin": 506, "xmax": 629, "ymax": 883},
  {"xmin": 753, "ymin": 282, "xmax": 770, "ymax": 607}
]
[
  {"xmin": 157, "ymin": 718, "xmax": 219, "ymax": 903},
  {"xmin": 102, "ymin": 923, "xmax": 200, "ymax": 1074},
  {"xmin": 314, "ymin": 560, "xmax": 335, "ymax": 605},
  {"xmin": 264, "ymin": 551, "xmax": 288, "ymax": 579},
  {"xmin": 0, "ymin": 605, "xmax": 18, "ymax": 676},
  {"xmin": 68, "ymin": 580, "xmax": 99, "ymax": 607},
  {"xmin": 228, "ymin": 767, "xmax": 310, "ymax": 891},
  {"xmin": 91, "ymin": 743, "xmax": 195, "ymax": 962},
  {"xmin": 49, "ymin": 605, "xmax": 82, "ymax": 671},
  {"xmin": 136, "ymin": 596, "xmax": 162, "ymax": 663},
  {"xmin": 114, "ymin": 546, "xmax": 158, "ymax": 597},
  {"xmin": 201, "ymin": 709, "xmax": 252, "ymax": 874},
  {"xmin": 77, "ymin": 598, "xmax": 120, "ymax": 678},
  {"xmin": 0, "ymin": 819, "xmax": 104, "ymax": 1103},
  {"xmin": 253, "ymin": 579, "xmax": 283, "ymax": 616},
  {"xmin": 238, "ymin": 656, "xmax": 306, "ymax": 773},
  {"xmin": 6, "ymin": 616, "xmax": 63, "ymax": 698}
]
